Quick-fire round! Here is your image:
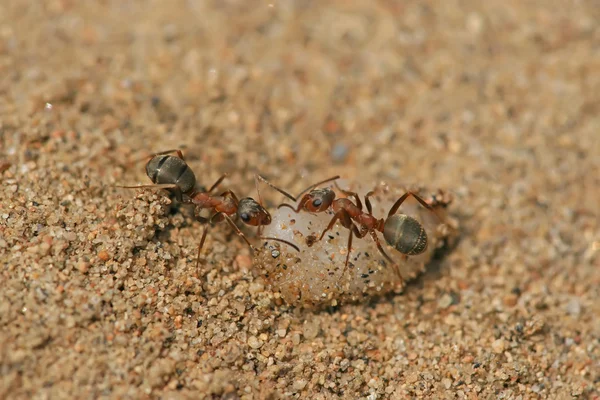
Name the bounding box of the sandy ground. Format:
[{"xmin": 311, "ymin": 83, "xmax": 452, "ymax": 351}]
[{"xmin": 1, "ymin": 1, "xmax": 599, "ymax": 399}]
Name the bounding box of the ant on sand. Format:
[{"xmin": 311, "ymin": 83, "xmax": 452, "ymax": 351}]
[
  {"xmin": 260, "ymin": 175, "xmax": 444, "ymax": 286},
  {"xmin": 117, "ymin": 149, "xmax": 299, "ymax": 269}
]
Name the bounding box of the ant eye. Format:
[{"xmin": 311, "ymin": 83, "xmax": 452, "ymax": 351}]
[
  {"xmin": 240, "ymin": 213, "xmax": 250, "ymax": 222},
  {"xmin": 312, "ymin": 199, "xmax": 322, "ymax": 208}
]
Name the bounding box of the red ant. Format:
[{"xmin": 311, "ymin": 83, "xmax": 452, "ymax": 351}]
[
  {"xmin": 260, "ymin": 175, "xmax": 443, "ymax": 286},
  {"xmin": 117, "ymin": 149, "xmax": 299, "ymax": 269}
]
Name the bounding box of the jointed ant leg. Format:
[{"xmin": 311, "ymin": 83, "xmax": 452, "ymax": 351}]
[
  {"xmin": 151, "ymin": 149, "xmax": 185, "ymax": 160},
  {"xmin": 370, "ymin": 231, "xmax": 404, "ymax": 287},
  {"xmin": 211, "ymin": 212, "xmax": 255, "ymax": 251},
  {"xmin": 218, "ymin": 189, "xmax": 240, "ymax": 204},
  {"xmin": 134, "ymin": 149, "xmax": 186, "ymax": 166},
  {"xmin": 318, "ymin": 209, "xmax": 353, "ymax": 241},
  {"xmin": 196, "ymin": 225, "xmax": 209, "ymax": 271},
  {"xmin": 317, "ymin": 210, "xmax": 364, "ymax": 282},
  {"xmin": 333, "ymin": 182, "xmax": 363, "ymax": 210},
  {"xmin": 364, "ymin": 191, "xmax": 375, "ymax": 214},
  {"xmin": 194, "ymin": 215, "xmax": 210, "ymax": 270},
  {"xmin": 117, "ymin": 183, "xmax": 179, "ymax": 190},
  {"xmin": 387, "ymin": 191, "xmax": 444, "ymax": 222},
  {"xmin": 207, "ymin": 174, "xmax": 228, "ymax": 194},
  {"xmin": 253, "ymin": 175, "xmax": 267, "ymax": 237},
  {"xmin": 277, "ymin": 193, "xmax": 311, "ymax": 213}
]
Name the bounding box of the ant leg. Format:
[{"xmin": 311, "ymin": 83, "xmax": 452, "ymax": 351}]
[
  {"xmin": 317, "ymin": 210, "xmax": 346, "ymax": 241},
  {"xmin": 132, "ymin": 149, "xmax": 186, "ymax": 165},
  {"xmin": 116, "ymin": 183, "xmax": 179, "ymax": 191},
  {"xmin": 255, "ymin": 175, "xmax": 264, "ymax": 207},
  {"xmin": 150, "ymin": 149, "xmax": 185, "ymax": 160},
  {"xmin": 218, "ymin": 189, "xmax": 240, "ymax": 204},
  {"xmin": 387, "ymin": 191, "xmax": 443, "ymax": 222},
  {"xmin": 318, "ymin": 211, "xmax": 363, "ymax": 285},
  {"xmin": 196, "ymin": 224, "xmax": 209, "ymax": 271},
  {"xmin": 277, "ymin": 193, "xmax": 311, "ymax": 213},
  {"xmin": 256, "ymin": 174, "xmax": 296, "ymax": 201},
  {"xmin": 364, "ymin": 191, "xmax": 375, "ymax": 215},
  {"xmin": 369, "ymin": 231, "xmax": 404, "ymax": 287},
  {"xmin": 336, "ymin": 227, "xmax": 354, "ymax": 286},
  {"xmin": 207, "ymin": 174, "xmax": 228, "ymax": 194},
  {"xmin": 333, "ymin": 182, "xmax": 363, "ymax": 211},
  {"xmin": 212, "ymin": 212, "xmax": 255, "ymax": 251},
  {"xmin": 192, "ymin": 215, "xmax": 210, "ymax": 270}
]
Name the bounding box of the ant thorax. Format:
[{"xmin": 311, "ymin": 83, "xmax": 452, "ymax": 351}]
[{"xmin": 253, "ymin": 180, "xmax": 457, "ymax": 307}]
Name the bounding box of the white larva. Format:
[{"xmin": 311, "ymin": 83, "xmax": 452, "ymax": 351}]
[{"xmin": 253, "ymin": 181, "xmax": 457, "ymax": 307}]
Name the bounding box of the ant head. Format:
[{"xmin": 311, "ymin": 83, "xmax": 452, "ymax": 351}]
[
  {"xmin": 238, "ymin": 197, "xmax": 272, "ymax": 226},
  {"xmin": 302, "ymin": 188, "xmax": 335, "ymax": 213}
]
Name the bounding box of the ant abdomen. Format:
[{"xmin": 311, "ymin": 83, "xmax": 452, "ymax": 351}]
[
  {"xmin": 383, "ymin": 214, "xmax": 428, "ymax": 256},
  {"xmin": 146, "ymin": 154, "xmax": 196, "ymax": 194}
]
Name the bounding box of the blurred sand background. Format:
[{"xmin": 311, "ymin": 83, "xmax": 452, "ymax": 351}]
[{"xmin": 1, "ymin": 0, "xmax": 599, "ymax": 398}]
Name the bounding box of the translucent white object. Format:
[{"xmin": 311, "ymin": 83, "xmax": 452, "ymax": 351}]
[{"xmin": 253, "ymin": 181, "xmax": 457, "ymax": 306}]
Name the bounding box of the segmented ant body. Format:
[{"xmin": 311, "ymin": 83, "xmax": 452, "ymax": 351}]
[
  {"xmin": 118, "ymin": 150, "xmax": 298, "ymax": 268},
  {"xmin": 263, "ymin": 176, "xmax": 442, "ymax": 285}
]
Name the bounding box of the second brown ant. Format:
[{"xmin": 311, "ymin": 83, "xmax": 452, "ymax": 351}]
[
  {"xmin": 118, "ymin": 149, "xmax": 299, "ymax": 269},
  {"xmin": 261, "ymin": 175, "xmax": 444, "ymax": 286}
]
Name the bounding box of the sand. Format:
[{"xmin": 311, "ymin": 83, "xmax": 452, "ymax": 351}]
[{"xmin": 1, "ymin": 1, "xmax": 599, "ymax": 399}]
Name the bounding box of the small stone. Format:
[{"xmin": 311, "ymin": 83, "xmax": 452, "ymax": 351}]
[
  {"xmin": 438, "ymin": 293, "xmax": 454, "ymax": 309},
  {"xmin": 77, "ymin": 261, "xmax": 89, "ymax": 273},
  {"xmin": 234, "ymin": 254, "xmax": 252, "ymax": 271},
  {"xmin": 248, "ymin": 282, "xmax": 264, "ymax": 295},
  {"xmin": 442, "ymin": 378, "xmax": 452, "ymax": 389},
  {"xmin": 491, "ymin": 338, "xmax": 506, "ymax": 354},
  {"xmin": 406, "ymin": 372, "xmax": 419, "ymax": 384},
  {"xmin": 98, "ymin": 250, "xmax": 110, "ymax": 261},
  {"xmin": 462, "ymin": 355, "xmax": 474, "ymax": 363},
  {"xmin": 247, "ymin": 336, "xmax": 263, "ymax": 349},
  {"xmin": 503, "ymin": 293, "xmax": 518, "ymax": 307},
  {"xmin": 303, "ymin": 319, "xmax": 320, "ymax": 340},
  {"xmin": 565, "ymin": 299, "xmax": 581, "ymax": 317},
  {"xmin": 293, "ymin": 379, "xmax": 307, "ymax": 391}
]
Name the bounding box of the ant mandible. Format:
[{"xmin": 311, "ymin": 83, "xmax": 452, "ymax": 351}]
[
  {"xmin": 117, "ymin": 149, "xmax": 299, "ymax": 269},
  {"xmin": 260, "ymin": 175, "xmax": 443, "ymax": 286}
]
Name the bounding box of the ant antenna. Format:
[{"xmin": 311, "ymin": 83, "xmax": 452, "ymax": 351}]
[
  {"xmin": 294, "ymin": 175, "xmax": 341, "ymax": 200},
  {"xmin": 255, "ymin": 174, "xmax": 296, "ymax": 201},
  {"xmin": 259, "ymin": 237, "xmax": 300, "ymax": 252},
  {"xmin": 256, "ymin": 174, "xmax": 340, "ymax": 202}
]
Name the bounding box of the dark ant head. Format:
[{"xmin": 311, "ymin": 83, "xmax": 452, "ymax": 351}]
[
  {"xmin": 301, "ymin": 188, "xmax": 335, "ymax": 213},
  {"xmin": 383, "ymin": 214, "xmax": 428, "ymax": 256},
  {"xmin": 237, "ymin": 197, "xmax": 272, "ymax": 226}
]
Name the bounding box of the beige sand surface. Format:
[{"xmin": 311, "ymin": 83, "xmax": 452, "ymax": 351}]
[{"xmin": 1, "ymin": 1, "xmax": 599, "ymax": 398}]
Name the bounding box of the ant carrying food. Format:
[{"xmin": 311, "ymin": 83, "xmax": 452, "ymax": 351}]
[
  {"xmin": 260, "ymin": 175, "xmax": 444, "ymax": 286},
  {"xmin": 117, "ymin": 149, "xmax": 299, "ymax": 269}
]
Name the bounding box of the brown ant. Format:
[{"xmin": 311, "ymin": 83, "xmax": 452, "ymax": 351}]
[
  {"xmin": 260, "ymin": 175, "xmax": 443, "ymax": 286},
  {"xmin": 117, "ymin": 149, "xmax": 299, "ymax": 269}
]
